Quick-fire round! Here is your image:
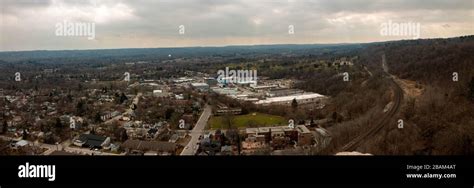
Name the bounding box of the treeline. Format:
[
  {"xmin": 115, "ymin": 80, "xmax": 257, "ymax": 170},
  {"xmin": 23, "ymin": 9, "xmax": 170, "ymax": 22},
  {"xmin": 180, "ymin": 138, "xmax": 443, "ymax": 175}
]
[{"xmin": 384, "ymin": 36, "xmax": 474, "ymax": 86}]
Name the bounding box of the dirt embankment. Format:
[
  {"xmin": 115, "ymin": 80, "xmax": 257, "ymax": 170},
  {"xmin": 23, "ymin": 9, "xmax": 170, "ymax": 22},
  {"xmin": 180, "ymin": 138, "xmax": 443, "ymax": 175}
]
[{"xmin": 393, "ymin": 77, "xmax": 424, "ymax": 98}]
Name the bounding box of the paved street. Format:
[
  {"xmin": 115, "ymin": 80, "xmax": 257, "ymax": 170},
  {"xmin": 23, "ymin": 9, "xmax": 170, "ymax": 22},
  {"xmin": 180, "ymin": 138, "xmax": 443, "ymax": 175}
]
[
  {"xmin": 180, "ymin": 105, "xmax": 212, "ymax": 155},
  {"xmin": 104, "ymin": 92, "xmax": 142, "ymax": 124}
]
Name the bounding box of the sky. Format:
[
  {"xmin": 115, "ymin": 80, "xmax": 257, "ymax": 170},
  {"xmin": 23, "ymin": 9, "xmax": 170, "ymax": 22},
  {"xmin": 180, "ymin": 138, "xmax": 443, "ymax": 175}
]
[{"xmin": 1, "ymin": 0, "xmax": 473, "ymax": 51}]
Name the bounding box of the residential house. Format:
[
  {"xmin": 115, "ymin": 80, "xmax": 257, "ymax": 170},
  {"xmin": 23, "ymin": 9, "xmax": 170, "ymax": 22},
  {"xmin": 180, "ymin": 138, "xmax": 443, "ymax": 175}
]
[{"xmin": 73, "ymin": 134, "xmax": 111, "ymax": 149}]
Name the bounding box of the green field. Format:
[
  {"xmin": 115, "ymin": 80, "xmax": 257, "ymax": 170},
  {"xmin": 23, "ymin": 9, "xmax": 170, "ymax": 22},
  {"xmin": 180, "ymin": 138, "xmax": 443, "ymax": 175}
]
[{"xmin": 209, "ymin": 112, "xmax": 287, "ymax": 129}]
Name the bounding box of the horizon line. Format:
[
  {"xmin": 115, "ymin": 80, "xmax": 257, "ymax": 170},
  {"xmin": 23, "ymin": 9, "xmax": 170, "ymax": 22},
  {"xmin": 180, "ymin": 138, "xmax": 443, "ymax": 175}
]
[{"xmin": 1, "ymin": 35, "xmax": 472, "ymax": 53}]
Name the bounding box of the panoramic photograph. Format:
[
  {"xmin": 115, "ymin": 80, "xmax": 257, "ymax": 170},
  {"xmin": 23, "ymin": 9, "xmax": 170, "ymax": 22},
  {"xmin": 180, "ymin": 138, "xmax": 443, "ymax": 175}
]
[{"xmin": 0, "ymin": 0, "xmax": 472, "ymax": 186}]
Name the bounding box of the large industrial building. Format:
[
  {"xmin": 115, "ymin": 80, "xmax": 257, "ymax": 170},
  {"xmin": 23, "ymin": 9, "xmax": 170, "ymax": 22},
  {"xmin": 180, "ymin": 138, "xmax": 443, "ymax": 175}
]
[
  {"xmin": 190, "ymin": 83, "xmax": 210, "ymax": 92},
  {"xmin": 254, "ymin": 93, "xmax": 327, "ymax": 106}
]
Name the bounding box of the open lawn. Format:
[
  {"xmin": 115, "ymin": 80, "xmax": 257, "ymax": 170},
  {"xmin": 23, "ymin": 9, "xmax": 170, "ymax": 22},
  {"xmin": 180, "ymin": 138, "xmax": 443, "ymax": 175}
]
[{"xmin": 209, "ymin": 112, "xmax": 287, "ymax": 129}]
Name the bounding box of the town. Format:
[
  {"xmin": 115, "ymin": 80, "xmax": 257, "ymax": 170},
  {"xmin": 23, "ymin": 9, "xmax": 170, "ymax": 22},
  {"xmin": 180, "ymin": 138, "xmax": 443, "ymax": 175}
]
[
  {"xmin": 1, "ymin": 36, "xmax": 473, "ymax": 156},
  {"xmin": 0, "ymin": 53, "xmax": 345, "ymax": 156}
]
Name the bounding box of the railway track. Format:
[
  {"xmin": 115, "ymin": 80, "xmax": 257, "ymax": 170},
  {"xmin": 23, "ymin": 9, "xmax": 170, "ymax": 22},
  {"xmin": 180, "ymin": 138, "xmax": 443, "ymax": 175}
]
[{"xmin": 340, "ymin": 55, "xmax": 404, "ymax": 152}]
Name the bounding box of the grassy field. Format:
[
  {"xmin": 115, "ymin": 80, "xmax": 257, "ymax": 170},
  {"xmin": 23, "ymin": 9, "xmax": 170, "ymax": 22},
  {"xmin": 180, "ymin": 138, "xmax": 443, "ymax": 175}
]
[{"xmin": 209, "ymin": 112, "xmax": 287, "ymax": 129}]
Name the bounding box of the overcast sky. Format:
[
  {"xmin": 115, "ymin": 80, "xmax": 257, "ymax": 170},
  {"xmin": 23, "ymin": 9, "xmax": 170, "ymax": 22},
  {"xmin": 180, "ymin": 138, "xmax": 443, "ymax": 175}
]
[{"xmin": 1, "ymin": 0, "xmax": 473, "ymax": 51}]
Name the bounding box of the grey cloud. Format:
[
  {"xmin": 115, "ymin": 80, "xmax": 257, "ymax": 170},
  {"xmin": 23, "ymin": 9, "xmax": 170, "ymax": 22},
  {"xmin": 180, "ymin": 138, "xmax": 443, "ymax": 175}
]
[
  {"xmin": 1, "ymin": 0, "xmax": 52, "ymax": 15},
  {"xmin": 0, "ymin": 0, "xmax": 473, "ymax": 51}
]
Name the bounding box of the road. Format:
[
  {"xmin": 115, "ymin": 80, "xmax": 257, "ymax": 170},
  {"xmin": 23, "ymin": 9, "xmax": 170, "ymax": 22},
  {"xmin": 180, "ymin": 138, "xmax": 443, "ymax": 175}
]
[
  {"xmin": 180, "ymin": 105, "xmax": 212, "ymax": 155},
  {"xmin": 364, "ymin": 66, "xmax": 373, "ymax": 77},
  {"xmin": 340, "ymin": 54, "xmax": 404, "ymax": 152},
  {"xmin": 104, "ymin": 92, "xmax": 142, "ymax": 124}
]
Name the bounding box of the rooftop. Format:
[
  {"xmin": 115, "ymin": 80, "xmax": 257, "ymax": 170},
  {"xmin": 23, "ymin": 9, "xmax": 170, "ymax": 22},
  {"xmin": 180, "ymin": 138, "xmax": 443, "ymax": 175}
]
[
  {"xmin": 191, "ymin": 83, "xmax": 209, "ymax": 87},
  {"xmin": 296, "ymin": 125, "xmax": 311, "ymax": 133},
  {"xmin": 77, "ymin": 134, "xmax": 107, "ymax": 148},
  {"xmin": 255, "ymin": 93, "xmax": 326, "ymax": 104}
]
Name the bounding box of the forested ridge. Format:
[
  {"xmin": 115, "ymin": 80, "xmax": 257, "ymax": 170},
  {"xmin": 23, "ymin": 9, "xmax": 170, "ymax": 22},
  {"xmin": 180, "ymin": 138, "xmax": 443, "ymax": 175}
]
[{"xmin": 357, "ymin": 36, "xmax": 474, "ymax": 155}]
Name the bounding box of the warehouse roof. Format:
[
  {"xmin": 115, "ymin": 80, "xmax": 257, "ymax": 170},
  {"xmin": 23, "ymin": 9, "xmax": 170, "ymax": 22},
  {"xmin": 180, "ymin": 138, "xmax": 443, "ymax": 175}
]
[{"xmin": 255, "ymin": 93, "xmax": 326, "ymax": 104}]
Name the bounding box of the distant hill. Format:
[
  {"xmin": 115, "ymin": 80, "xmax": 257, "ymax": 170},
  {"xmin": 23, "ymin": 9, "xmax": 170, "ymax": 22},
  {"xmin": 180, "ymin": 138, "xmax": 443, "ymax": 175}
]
[{"xmin": 0, "ymin": 43, "xmax": 362, "ymax": 64}]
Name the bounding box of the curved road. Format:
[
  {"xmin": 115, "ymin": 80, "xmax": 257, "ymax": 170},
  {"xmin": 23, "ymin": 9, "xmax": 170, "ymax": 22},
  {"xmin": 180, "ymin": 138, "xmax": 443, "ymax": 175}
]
[{"xmin": 341, "ymin": 54, "xmax": 404, "ymax": 152}]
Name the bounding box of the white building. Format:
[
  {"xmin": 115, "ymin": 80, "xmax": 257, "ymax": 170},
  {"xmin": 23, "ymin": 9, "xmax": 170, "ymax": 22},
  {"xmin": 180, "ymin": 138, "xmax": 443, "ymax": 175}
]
[
  {"xmin": 190, "ymin": 83, "xmax": 210, "ymax": 92},
  {"xmin": 255, "ymin": 93, "xmax": 327, "ymax": 106},
  {"xmin": 173, "ymin": 77, "xmax": 194, "ymax": 83}
]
